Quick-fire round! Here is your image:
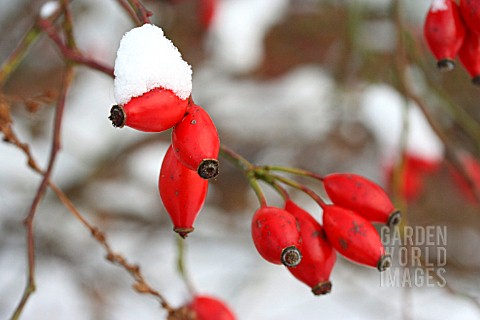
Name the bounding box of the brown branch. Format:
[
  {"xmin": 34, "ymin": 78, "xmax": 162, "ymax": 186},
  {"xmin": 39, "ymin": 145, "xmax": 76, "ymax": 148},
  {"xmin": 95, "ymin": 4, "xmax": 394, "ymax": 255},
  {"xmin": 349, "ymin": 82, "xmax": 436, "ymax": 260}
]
[
  {"xmin": 37, "ymin": 18, "xmax": 114, "ymax": 77},
  {"xmin": 10, "ymin": 65, "xmax": 74, "ymax": 320},
  {"xmin": 1, "ymin": 104, "xmax": 175, "ymax": 316}
]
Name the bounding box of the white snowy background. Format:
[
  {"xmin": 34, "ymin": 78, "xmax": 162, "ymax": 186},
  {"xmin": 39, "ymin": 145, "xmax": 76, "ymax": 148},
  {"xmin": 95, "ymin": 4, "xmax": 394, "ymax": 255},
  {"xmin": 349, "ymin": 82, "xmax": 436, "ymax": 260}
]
[{"xmin": 1, "ymin": 0, "xmax": 480, "ymax": 319}]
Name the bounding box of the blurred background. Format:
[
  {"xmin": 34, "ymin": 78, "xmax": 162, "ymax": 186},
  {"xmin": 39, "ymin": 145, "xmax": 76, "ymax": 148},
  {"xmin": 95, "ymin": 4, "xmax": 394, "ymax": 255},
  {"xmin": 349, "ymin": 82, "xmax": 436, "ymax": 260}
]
[{"xmin": 1, "ymin": 0, "xmax": 480, "ymax": 319}]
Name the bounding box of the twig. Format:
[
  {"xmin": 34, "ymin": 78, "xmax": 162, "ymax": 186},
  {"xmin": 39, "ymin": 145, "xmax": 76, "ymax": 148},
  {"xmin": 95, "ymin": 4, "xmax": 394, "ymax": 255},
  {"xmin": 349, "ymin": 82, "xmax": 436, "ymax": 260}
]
[
  {"xmin": 1, "ymin": 103, "xmax": 175, "ymax": 316},
  {"xmin": 176, "ymin": 236, "xmax": 197, "ymax": 295},
  {"xmin": 10, "ymin": 65, "xmax": 74, "ymax": 320},
  {"xmin": 37, "ymin": 18, "xmax": 114, "ymax": 77},
  {"xmin": 126, "ymin": 0, "xmax": 153, "ymax": 25},
  {"xmin": 116, "ymin": 0, "xmax": 142, "ymax": 25}
]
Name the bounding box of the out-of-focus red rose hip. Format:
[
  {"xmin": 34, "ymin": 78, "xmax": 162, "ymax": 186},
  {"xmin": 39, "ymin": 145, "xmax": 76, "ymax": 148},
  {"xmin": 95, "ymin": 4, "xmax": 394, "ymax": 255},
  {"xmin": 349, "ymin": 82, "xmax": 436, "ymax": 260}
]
[
  {"xmin": 109, "ymin": 87, "xmax": 188, "ymax": 132},
  {"xmin": 158, "ymin": 145, "xmax": 208, "ymax": 238},
  {"xmin": 188, "ymin": 295, "xmax": 236, "ymax": 320},
  {"xmin": 459, "ymin": 31, "xmax": 480, "ymax": 85},
  {"xmin": 172, "ymin": 104, "xmax": 220, "ymax": 179},
  {"xmin": 323, "ymin": 173, "xmax": 401, "ymax": 227},
  {"xmin": 460, "ymin": 0, "xmax": 480, "ymax": 35},
  {"xmin": 424, "ymin": 0, "xmax": 466, "ymax": 71},
  {"xmin": 284, "ymin": 199, "xmax": 336, "ymax": 295},
  {"xmin": 251, "ymin": 206, "xmax": 303, "ymax": 267},
  {"xmin": 322, "ymin": 205, "xmax": 391, "ymax": 271}
]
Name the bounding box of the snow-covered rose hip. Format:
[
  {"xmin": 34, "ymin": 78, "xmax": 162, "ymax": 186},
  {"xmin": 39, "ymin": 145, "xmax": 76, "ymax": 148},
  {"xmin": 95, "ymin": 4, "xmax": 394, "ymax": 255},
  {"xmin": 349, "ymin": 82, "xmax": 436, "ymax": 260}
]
[
  {"xmin": 172, "ymin": 103, "xmax": 220, "ymax": 179},
  {"xmin": 159, "ymin": 145, "xmax": 208, "ymax": 238},
  {"xmin": 111, "ymin": 24, "xmax": 192, "ymax": 132},
  {"xmin": 424, "ymin": 0, "xmax": 465, "ymax": 71}
]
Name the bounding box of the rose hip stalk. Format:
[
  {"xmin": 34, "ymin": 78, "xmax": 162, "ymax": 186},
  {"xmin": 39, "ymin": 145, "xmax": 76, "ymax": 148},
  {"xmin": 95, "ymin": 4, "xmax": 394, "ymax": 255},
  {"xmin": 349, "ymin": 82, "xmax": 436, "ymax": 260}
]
[
  {"xmin": 159, "ymin": 145, "xmax": 208, "ymax": 238},
  {"xmin": 251, "ymin": 206, "xmax": 303, "ymax": 267},
  {"xmin": 323, "ymin": 173, "xmax": 401, "ymax": 227},
  {"xmin": 424, "ymin": 0, "xmax": 466, "ymax": 71},
  {"xmin": 322, "ymin": 205, "xmax": 391, "ymax": 271},
  {"xmin": 109, "ymin": 87, "xmax": 189, "ymax": 132},
  {"xmin": 284, "ymin": 199, "xmax": 336, "ymax": 295},
  {"xmin": 459, "ymin": 31, "xmax": 480, "ymax": 85},
  {"xmin": 172, "ymin": 103, "xmax": 220, "ymax": 179}
]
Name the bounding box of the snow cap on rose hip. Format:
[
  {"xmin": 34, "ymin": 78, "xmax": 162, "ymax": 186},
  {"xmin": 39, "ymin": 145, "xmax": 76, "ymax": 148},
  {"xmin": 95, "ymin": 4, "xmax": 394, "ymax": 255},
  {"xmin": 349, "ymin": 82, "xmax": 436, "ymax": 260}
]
[{"xmin": 113, "ymin": 24, "xmax": 192, "ymax": 106}]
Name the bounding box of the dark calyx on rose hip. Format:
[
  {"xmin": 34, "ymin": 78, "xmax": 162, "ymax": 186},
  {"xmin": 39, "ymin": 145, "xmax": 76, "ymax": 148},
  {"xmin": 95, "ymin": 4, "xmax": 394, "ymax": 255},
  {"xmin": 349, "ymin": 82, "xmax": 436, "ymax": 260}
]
[{"xmin": 109, "ymin": 105, "xmax": 126, "ymax": 128}]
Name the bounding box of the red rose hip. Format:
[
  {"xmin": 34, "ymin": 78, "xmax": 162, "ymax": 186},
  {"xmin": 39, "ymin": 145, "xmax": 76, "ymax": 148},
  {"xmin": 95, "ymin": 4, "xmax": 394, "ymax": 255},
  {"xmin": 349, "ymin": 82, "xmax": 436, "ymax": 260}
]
[
  {"xmin": 459, "ymin": 31, "xmax": 480, "ymax": 85},
  {"xmin": 322, "ymin": 205, "xmax": 391, "ymax": 271},
  {"xmin": 284, "ymin": 200, "xmax": 336, "ymax": 295},
  {"xmin": 459, "ymin": 0, "xmax": 480, "ymax": 35},
  {"xmin": 251, "ymin": 206, "xmax": 303, "ymax": 267},
  {"xmin": 109, "ymin": 87, "xmax": 188, "ymax": 132},
  {"xmin": 424, "ymin": 0, "xmax": 466, "ymax": 71},
  {"xmin": 323, "ymin": 173, "xmax": 400, "ymax": 227},
  {"xmin": 188, "ymin": 295, "xmax": 236, "ymax": 320},
  {"xmin": 159, "ymin": 145, "xmax": 208, "ymax": 238},
  {"xmin": 172, "ymin": 104, "xmax": 220, "ymax": 179}
]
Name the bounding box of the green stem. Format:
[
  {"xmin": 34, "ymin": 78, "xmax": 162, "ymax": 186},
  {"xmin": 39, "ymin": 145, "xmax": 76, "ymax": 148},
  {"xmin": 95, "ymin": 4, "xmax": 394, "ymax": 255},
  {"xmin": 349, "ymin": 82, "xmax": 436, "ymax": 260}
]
[
  {"xmin": 265, "ymin": 173, "xmax": 327, "ymax": 209},
  {"xmin": 262, "ymin": 165, "xmax": 324, "ymax": 181},
  {"xmin": 219, "ymin": 145, "xmax": 267, "ymax": 207},
  {"xmin": 176, "ymin": 236, "xmax": 196, "ymax": 295}
]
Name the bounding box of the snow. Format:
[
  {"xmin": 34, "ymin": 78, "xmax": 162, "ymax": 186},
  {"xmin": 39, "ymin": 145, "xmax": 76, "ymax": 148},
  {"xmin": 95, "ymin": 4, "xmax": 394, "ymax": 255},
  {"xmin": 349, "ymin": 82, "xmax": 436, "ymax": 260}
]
[
  {"xmin": 210, "ymin": 0, "xmax": 289, "ymax": 73},
  {"xmin": 39, "ymin": 1, "xmax": 59, "ymax": 19},
  {"xmin": 113, "ymin": 24, "xmax": 192, "ymax": 105},
  {"xmin": 431, "ymin": 0, "xmax": 448, "ymax": 12},
  {"xmin": 360, "ymin": 84, "xmax": 444, "ymax": 164}
]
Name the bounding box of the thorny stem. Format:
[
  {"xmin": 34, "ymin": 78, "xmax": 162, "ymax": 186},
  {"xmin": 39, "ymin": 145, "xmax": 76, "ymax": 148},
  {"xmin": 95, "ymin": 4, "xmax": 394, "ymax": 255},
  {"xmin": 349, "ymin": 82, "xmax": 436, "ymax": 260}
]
[{"xmin": 10, "ymin": 66, "xmax": 75, "ymax": 320}]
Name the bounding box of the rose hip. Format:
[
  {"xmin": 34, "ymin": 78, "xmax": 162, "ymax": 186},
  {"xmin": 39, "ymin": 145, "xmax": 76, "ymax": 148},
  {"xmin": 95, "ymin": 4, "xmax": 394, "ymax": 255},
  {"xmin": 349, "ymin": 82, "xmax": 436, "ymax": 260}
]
[
  {"xmin": 158, "ymin": 145, "xmax": 208, "ymax": 238},
  {"xmin": 172, "ymin": 104, "xmax": 220, "ymax": 179},
  {"xmin": 284, "ymin": 199, "xmax": 336, "ymax": 295},
  {"xmin": 251, "ymin": 206, "xmax": 303, "ymax": 267},
  {"xmin": 459, "ymin": 0, "xmax": 480, "ymax": 35},
  {"xmin": 323, "ymin": 173, "xmax": 400, "ymax": 227},
  {"xmin": 109, "ymin": 87, "xmax": 188, "ymax": 132},
  {"xmin": 424, "ymin": 0, "xmax": 466, "ymax": 71},
  {"xmin": 459, "ymin": 31, "xmax": 480, "ymax": 85},
  {"xmin": 322, "ymin": 205, "xmax": 391, "ymax": 271},
  {"xmin": 188, "ymin": 295, "xmax": 236, "ymax": 320}
]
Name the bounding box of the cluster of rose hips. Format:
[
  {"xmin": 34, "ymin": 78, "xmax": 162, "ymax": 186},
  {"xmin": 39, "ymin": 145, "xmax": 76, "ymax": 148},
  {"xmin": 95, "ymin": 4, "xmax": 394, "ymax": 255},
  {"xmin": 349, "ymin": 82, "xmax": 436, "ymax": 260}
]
[
  {"xmin": 424, "ymin": 0, "xmax": 480, "ymax": 84},
  {"xmin": 250, "ymin": 171, "xmax": 400, "ymax": 295},
  {"xmin": 109, "ymin": 87, "xmax": 220, "ymax": 238}
]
